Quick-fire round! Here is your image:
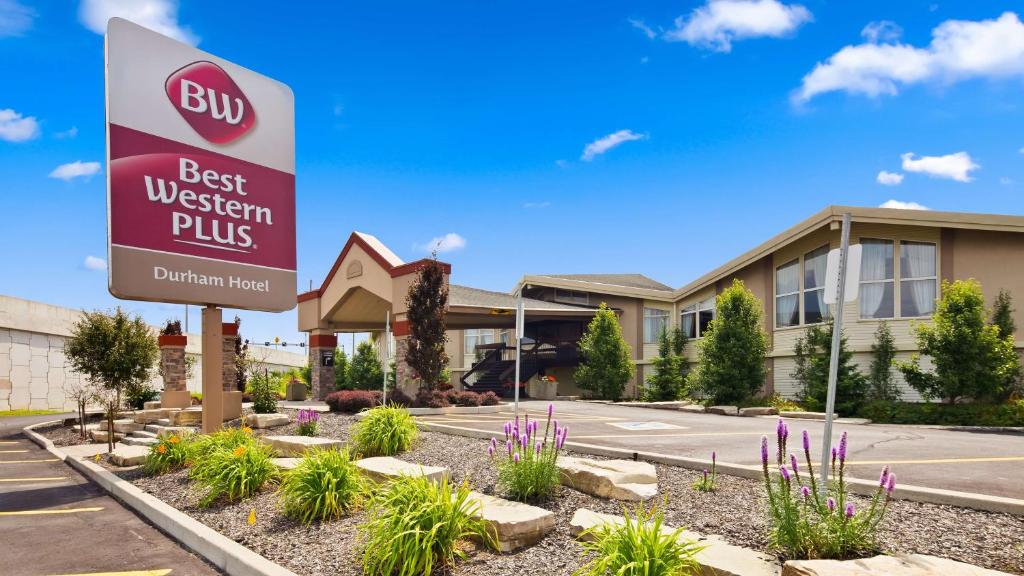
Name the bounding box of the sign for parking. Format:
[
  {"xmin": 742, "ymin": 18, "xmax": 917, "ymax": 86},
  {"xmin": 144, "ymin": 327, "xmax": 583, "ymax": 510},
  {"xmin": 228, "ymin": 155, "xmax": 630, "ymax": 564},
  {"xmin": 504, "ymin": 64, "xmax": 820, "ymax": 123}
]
[{"xmin": 105, "ymin": 18, "xmax": 296, "ymax": 312}]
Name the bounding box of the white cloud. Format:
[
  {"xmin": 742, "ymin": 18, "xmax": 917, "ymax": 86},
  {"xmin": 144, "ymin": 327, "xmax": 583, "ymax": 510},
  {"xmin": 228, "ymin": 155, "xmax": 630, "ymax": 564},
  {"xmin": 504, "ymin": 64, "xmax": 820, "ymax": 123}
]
[
  {"xmin": 55, "ymin": 126, "xmax": 79, "ymax": 139},
  {"xmin": 665, "ymin": 0, "xmax": 812, "ymax": 53},
  {"xmin": 581, "ymin": 129, "xmax": 647, "ymax": 161},
  {"xmin": 83, "ymin": 255, "xmax": 107, "ymax": 271},
  {"xmin": 880, "ymin": 199, "xmax": 930, "ymax": 210},
  {"xmin": 629, "ymin": 18, "xmax": 657, "ymax": 39},
  {"xmin": 796, "ymin": 12, "xmax": 1024, "ymax": 103},
  {"xmin": 0, "ymin": 108, "xmax": 40, "ymax": 142},
  {"xmin": 876, "ymin": 171, "xmax": 904, "ymax": 186},
  {"xmin": 0, "ymin": 0, "xmax": 34, "ymax": 37},
  {"xmin": 79, "ymin": 0, "xmax": 198, "ymax": 45},
  {"xmin": 861, "ymin": 20, "xmax": 903, "ymax": 44},
  {"xmin": 416, "ymin": 233, "xmax": 466, "ymax": 254},
  {"xmin": 49, "ymin": 161, "xmax": 102, "ymax": 181},
  {"xmin": 900, "ymin": 151, "xmax": 978, "ymax": 182}
]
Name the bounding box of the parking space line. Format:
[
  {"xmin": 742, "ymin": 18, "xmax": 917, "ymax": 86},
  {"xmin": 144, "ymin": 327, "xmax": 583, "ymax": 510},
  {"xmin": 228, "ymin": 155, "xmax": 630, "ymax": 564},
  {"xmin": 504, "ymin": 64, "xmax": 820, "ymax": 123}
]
[
  {"xmin": 0, "ymin": 441, "xmax": 21, "ymax": 445},
  {"xmin": 572, "ymin": 431, "xmax": 766, "ymax": 439},
  {"xmin": 846, "ymin": 456, "xmax": 1024, "ymax": 466},
  {"xmin": 47, "ymin": 570, "xmax": 172, "ymax": 576},
  {"xmin": 0, "ymin": 507, "xmax": 104, "ymax": 516},
  {"xmin": 0, "ymin": 459, "xmax": 61, "ymax": 464},
  {"xmin": 0, "ymin": 450, "xmax": 30, "ymax": 453},
  {"xmin": 0, "ymin": 477, "xmax": 65, "ymax": 482}
]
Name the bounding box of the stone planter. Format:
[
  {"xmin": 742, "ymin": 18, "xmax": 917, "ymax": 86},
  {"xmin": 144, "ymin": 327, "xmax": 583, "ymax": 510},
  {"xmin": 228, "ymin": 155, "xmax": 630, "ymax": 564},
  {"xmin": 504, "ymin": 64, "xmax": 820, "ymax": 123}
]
[
  {"xmin": 528, "ymin": 377, "xmax": 558, "ymax": 400},
  {"xmin": 158, "ymin": 335, "xmax": 191, "ymax": 409},
  {"xmin": 222, "ymin": 390, "xmax": 243, "ymax": 421},
  {"xmin": 285, "ymin": 378, "xmax": 307, "ymax": 401}
]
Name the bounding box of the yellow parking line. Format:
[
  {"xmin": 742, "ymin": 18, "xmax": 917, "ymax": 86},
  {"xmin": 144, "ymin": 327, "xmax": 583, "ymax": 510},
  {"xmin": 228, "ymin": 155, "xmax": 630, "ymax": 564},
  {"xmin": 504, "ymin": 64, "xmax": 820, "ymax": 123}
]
[
  {"xmin": 0, "ymin": 507, "xmax": 103, "ymax": 516},
  {"xmin": 0, "ymin": 450, "xmax": 29, "ymax": 453},
  {"xmin": 48, "ymin": 570, "xmax": 172, "ymax": 576},
  {"xmin": 0, "ymin": 459, "xmax": 60, "ymax": 464},
  {"xmin": 0, "ymin": 477, "xmax": 64, "ymax": 482},
  {"xmin": 846, "ymin": 456, "xmax": 1024, "ymax": 466}
]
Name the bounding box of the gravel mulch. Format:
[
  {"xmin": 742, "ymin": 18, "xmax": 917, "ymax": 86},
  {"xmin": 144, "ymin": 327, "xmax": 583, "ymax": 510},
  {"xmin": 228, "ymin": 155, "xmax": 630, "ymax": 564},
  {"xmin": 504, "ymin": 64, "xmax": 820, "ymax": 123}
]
[{"xmin": 42, "ymin": 410, "xmax": 1024, "ymax": 575}]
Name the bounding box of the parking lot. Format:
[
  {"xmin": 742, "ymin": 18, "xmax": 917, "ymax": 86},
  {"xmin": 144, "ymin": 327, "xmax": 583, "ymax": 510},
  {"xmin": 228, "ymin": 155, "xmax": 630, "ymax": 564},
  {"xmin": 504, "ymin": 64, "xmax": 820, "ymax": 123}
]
[{"xmin": 419, "ymin": 400, "xmax": 1024, "ymax": 500}]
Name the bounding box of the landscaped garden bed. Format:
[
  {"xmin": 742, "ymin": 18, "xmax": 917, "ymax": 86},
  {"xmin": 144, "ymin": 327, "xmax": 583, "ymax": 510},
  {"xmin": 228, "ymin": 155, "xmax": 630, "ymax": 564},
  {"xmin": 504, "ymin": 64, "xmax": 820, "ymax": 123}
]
[{"xmin": 35, "ymin": 409, "xmax": 1024, "ymax": 575}]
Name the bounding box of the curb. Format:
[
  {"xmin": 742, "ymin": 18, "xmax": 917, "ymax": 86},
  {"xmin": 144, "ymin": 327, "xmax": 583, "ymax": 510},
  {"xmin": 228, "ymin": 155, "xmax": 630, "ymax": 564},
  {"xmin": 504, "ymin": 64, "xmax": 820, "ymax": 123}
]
[
  {"xmin": 23, "ymin": 421, "xmax": 299, "ymax": 576},
  {"xmin": 418, "ymin": 421, "xmax": 1024, "ymax": 516}
]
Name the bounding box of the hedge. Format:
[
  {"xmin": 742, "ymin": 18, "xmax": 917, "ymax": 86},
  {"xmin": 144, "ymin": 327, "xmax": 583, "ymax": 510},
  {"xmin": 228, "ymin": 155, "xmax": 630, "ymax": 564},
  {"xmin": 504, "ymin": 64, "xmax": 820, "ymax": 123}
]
[{"xmin": 855, "ymin": 400, "xmax": 1024, "ymax": 427}]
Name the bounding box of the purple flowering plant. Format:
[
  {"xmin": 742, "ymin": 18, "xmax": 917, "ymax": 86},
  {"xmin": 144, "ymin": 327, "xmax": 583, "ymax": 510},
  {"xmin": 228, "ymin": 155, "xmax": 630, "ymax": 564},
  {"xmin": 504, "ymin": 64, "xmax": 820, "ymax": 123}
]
[
  {"xmin": 490, "ymin": 403, "xmax": 567, "ymax": 502},
  {"xmin": 761, "ymin": 418, "xmax": 896, "ymax": 560},
  {"xmin": 692, "ymin": 451, "xmax": 717, "ymax": 492},
  {"xmin": 296, "ymin": 408, "xmax": 320, "ymax": 437}
]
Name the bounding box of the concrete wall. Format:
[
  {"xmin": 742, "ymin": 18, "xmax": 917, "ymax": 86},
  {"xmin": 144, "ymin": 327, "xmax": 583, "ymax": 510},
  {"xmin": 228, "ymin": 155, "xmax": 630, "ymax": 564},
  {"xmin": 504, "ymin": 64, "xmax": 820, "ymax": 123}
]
[{"xmin": 0, "ymin": 295, "xmax": 306, "ymax": 411}]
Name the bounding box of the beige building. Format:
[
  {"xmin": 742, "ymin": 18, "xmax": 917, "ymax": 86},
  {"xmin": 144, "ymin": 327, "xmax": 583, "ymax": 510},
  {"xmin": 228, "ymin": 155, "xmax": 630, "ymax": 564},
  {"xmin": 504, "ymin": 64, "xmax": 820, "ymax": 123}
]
[{"xmin": 300, "ymin": 206, "xmax": 1024, "ymax": 401}]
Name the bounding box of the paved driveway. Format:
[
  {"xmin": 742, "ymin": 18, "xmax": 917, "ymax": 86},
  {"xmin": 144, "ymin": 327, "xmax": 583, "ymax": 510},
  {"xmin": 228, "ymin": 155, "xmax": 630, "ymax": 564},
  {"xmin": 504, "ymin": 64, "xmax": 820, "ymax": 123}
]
[
  {"xmin": 420, "ymin": 400, "xmax": 1024, "ymax": 500},
  {"xmin": 0, "ymin": 426, "xmax": 219, "ymax": 576}
]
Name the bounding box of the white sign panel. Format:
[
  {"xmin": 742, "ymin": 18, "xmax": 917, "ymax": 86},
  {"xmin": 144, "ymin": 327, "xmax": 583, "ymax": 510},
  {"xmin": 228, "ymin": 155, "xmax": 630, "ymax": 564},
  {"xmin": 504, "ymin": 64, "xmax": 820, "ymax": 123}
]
[{"xmin": 824, "ymin": 244, "xmax": 862, "ymax": 305}]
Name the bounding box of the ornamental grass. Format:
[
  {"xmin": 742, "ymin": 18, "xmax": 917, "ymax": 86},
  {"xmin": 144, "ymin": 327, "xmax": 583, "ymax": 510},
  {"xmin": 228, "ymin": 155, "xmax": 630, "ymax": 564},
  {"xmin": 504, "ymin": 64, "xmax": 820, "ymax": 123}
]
[
  {"xmin": 352, "ymin": 403, "xmax": 418, "ymax": 456},
  {"xmin": 278, "ymin": 448, "xmax": 364, "ymax": 524},
  {"xmin": 190, "ymin": 437, "xmax": 278, "ymax": 507},
  {"xmin": 143, "ymin": 433, "xmax": 193, "ymax": 475},
  {"xmin": 492, "ymin": 403, "xmax": 567, "ymax": 502},
  {"xmin": 575, "ymin": 502, "xmax": 703, "ymax": 576}
]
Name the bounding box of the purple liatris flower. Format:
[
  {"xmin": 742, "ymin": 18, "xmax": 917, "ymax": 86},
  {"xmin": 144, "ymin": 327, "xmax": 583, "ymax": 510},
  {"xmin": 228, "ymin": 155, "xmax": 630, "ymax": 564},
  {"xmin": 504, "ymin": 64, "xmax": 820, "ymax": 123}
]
[
  {"xmin": 548, "ymin": 403, "xmax": 554, "ymax": 418},
  {"xmin": 712, "ymin": 451, "xmax": 716, "ymax": 465},
  {"xmin": 800, "ymin": 485, "xmax": 810, "ymax": 500},
  {"xmin": 802, "ymin": 430, "xmax": 810, "ymax": 453},
  {"xmin": 879, "ymin": 465, "xmax": 890, "ymax": 487},
  {"xmin": 487, "ymin": 445, "xmax": 495, "ymax": 457},
  {"xmin": 520, "ymin": 433, "xmax": 528, "ymax": 449},
  {"xmin": 886, "ymin": 473, "xmax": 896, "ymax": 496},
  {"xmin": 790, "ymin": 454, "xmax": 799, "ymax": 474},
  {"xmin": 503, "ymin": 422, "xmax": 511, "ymax": 438},
  {"xmin": 506, "ymin": 439, "xmax": 513, "ymax": 456},
  {"xmin": 831, "ymin": 447, "xmax": 837, "ymax": 465},
  {"xmin": 845, "ymin": 503, "xmax": 855, "ymax": 518},
  {"xmin": 827, "ymin": 497, "xmax": 836, "ymax": 512},
  {"xmin": 535, "ymin": 441, "xmax": 542, "ymax": 455},
  {"xmin": 779, "ymin": 466, "xmax": 791, "ymax": 482},
  {"xmin": 760, "ymin": 436, "xmax": 769, "ymax": 466},
  {"xmin": 513, "ymin": 452, "xmax": 520, "ymax": 464},
  {"xmin": 838, "ymin": 431, "xmax": 848, "ymax": 464}
]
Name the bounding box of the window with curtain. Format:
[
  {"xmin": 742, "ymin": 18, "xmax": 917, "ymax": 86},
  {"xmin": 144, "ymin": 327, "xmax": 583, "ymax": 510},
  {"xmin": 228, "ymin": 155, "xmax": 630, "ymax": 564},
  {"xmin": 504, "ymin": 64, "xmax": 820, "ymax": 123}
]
[
  {"xmin": 859, "ymin": 239, "xmax": 894, "ymax": 319},
  {"xmin": 464, "ymin": 329, "xmax": 495, "ymax": 357},
  {"xmin": 680, "ymin": 304, "xmax": 696, "ymax": 339},
  {"xmin": 900, "ymin": 241, "xmax": 937, "ymax": 317},
  {"xmin": 643, "ymin": 308, "xmax": 669, "ymax": 343},
  {"xmin": 776, "ymin": 259, "xmax": 800, "ymax": 327},
  {"xmin": 698, "ymin": 297, "xmax": 716, "ymax": 335},
  {"xmin": 803, "ymin": 245, "xmax": 830, "ymax": 324}
]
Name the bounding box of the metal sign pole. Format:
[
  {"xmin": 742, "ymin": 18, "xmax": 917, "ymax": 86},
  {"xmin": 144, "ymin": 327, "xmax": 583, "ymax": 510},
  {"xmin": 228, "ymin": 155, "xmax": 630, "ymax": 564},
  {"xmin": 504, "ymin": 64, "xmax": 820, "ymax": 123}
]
[
  {"xmin": 383, "ymin": 312, "xmax": 391, "ymax": 404},
  {"xmin": 514, "ymin": 291, "xmax": 524, "ymax": 418},
  {"xmin": 819, "ymin": 212, "xmax": 851, "ymax": 490}
]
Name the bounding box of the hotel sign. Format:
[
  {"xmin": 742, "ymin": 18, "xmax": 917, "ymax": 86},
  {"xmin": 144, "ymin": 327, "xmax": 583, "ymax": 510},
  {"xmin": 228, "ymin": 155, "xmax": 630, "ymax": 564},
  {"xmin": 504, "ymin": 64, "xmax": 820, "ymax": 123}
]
[{"xmin": 105, "ymin": 18, "xmax": 296, "ymax": 312}]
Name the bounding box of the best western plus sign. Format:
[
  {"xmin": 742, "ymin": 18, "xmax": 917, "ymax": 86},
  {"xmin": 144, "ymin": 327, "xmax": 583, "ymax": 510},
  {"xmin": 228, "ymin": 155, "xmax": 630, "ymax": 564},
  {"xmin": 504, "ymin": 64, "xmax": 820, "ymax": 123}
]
[{"xmin": 105, "ymin": 18, "xmax": 296, "ymax": 312}]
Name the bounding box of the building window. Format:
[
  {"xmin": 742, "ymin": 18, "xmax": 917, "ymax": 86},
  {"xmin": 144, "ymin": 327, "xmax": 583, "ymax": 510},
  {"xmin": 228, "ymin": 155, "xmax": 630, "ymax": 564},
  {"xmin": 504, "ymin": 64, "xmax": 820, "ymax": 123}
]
[
  {"xmin": 499, "ymin": 329, "xmax": 512, "ymax": 345},
  {"xmin": 464, "ymin": 329, "xmax": 495, "ymax": 358},
  {"xmin": 803, "ymin": 245, "xmax": 830, "ymax": 324},
  {"xmin": 859, "ymin": 239, "xmax": 895, "ymax": 319},
  {"xmin": 680, "ymin": 305, "xmax": 696, "ymax": 339},
  {"xmin": 554, "ymin": 289, "xmax": 589, "ymax": 305},
  {"xmin": 680, "ymin": 297, "xmax": 716, "ymax": 339},
  {"xmin": 643, "ymin": 308, "xmax": 670, "ymax": 344},
  {"xmin": 900, "ymin": 241, "xmax": 937, "ymax": 317},
  {"xmin": 776, "ymin": 259, "xmax": 800, "ymax": 327}
]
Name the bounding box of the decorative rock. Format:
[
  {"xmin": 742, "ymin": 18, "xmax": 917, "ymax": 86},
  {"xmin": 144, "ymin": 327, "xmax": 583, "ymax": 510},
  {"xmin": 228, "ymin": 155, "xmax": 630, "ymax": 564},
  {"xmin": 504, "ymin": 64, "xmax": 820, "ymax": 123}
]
[
  {"xmin": 558, "ymin": 456, "xmax": 658, "ymax": 501},
  {"xmin": 144, "ymin": 425, "xmax": 196, "ymax": 439},
  {"xmin": 679, "ymin": 404, "xmax": 706, "ymax": 413},
  {"xmin": 356, "ymin": 457, "xmax": 448, "ymax": 483},
  {"xmin": 272, "ymin": 457, "xmax": 302, "ymax": 470},
  {"xmin": 143, "ymin": 401, "xmax": 162, "ymax": 410},
  {"xmin": 170, "ymin": 408, "xmax": 203, "ymax": 426},
  {"xmin": 571, "ymin": 509, "xmax": 780, "ymax": 576},
  {"xmin": 467, "ymin": 491, "xmax": 555, "ymax": 552},
  {"xmin": 109, "ymin": 445, "xmax": 150, "ymax": 467},
  {"xmin": 264, "ymin": 435, "xmax": 344, "ymax": 457},
  {"xmin": 739, "ymin": 407, "xmax": 778, "ymax": 417},
  {"xmin": 89, "ymin": 430, "xmax": 124, "ymax": 443},
  {"xmin": 782, "ymin": 554, "xmax": 1013, "ymax": 576},
  {"xmin": 133, "ymin": 408, "xmax": 179, "ymax": 424},
  {"xmin": 778, "ymin": 411, "xmax": 836, "ymax": 421},
  {"xmin": 245, "ymin": 413, "xmax": 290, "ymax": 429},
  {"xmin": 706, "ymin": 405, "xmax": 739, "ymax": 416},
  {"xmin": 122, "ymin": 436, "xmax": 159, "ymax": 447},
  {"xmin": 112, "ymin": 419, "xmax": 144, "ymax": 433}
]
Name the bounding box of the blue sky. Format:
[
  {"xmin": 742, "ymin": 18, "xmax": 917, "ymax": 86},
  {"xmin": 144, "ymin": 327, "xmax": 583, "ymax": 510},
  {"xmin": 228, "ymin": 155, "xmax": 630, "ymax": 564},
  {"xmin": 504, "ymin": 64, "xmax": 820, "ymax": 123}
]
[{"xmin": 2, "ymin": 0, "xmax": 1024, "ymax": 349}]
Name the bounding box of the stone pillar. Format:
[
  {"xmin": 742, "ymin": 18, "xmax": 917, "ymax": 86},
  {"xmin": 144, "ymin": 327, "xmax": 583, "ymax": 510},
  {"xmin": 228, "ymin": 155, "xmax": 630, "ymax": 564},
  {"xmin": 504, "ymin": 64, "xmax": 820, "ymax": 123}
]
[
  {"xmin": 158, "ymin": 334, "xmax": 191, "ymax": 409},
  {"xmin": 393, "ymin": 335, "xmax": 419, "ymax": 398},
  {"xmin": 309, "ymin": 332, "xmax": 337, "ymax": 400},
  {"xmin": 222, "ymin": 322, "xmax": 243, "ymax": 420}
]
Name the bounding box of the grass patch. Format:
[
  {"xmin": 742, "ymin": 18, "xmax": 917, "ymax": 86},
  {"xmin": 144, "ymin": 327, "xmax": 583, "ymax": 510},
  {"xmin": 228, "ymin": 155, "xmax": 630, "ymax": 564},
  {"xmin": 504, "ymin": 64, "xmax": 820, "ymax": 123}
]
[
  {"xmin": 190, "ymin": 439, "xmax": 279, "ymax": 506},
  {"xmin": 278, "ymin": 448, "xmax": 364, "ymax": 524},
  {"xmin": 352, "ymin": 404, "xmax": 418, "ymax": 457}
]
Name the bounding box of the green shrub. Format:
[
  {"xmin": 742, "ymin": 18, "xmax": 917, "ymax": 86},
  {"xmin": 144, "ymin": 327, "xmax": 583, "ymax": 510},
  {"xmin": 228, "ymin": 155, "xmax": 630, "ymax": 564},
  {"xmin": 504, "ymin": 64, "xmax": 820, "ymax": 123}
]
[
  {"xmin": 575, "ymin": 503, "xmax": 703, "ymax": 576},
  {"xmin": 493, "ymin": 406, "xmax": 566, "ymax": 502},
  {"xmin": 575, "ymin": 303, "xmax": 635, "ymax": 401},
  {"xmin": 248, "ymin": 371, "xmax": 279, "ymax": 414},
  {"xmin": 360, "ymin": 475, "xmax": 494, "ymax": 576},
  {"xmin": 792, "ymin": 322, "xmax": 867, "ymax": 416},
  {"xmin": 867, "ymin": 322, "xmax": 900, "ymax": 402},
  {"xmin": 278, "ymin": 448, "xmax": 364, "ymax": 524},
  {"xmin": 855, "ymin": 400, "xmax": 1024, "ymax": 426},
  {"xmin": 692, "ymin": 452, "xmax": 717, "ymax": 493},
  {"xmin": 125, "ymin": 384, "xmax": 160, "ymax": 410},
  {"xmin": 143, "ymin": 433, "xmax": 193, "ymax": 475},
  {"xmin": 352, "ymin": 404, "xmax": 418, "ymax": 457},
  {"xmin": 643, "ymin": 327, "xmax": 689, "ymax": 402},
  {"xmin": 190, "ymin": 439, "xmax": 278, "ymax": 506},
  {"xmin": 187, "ymin": 426, "xmax": 255, "ymax": 467},
  {"xmin": 349, "ymin": 340, "xmax": 385, "ymax": 390}
]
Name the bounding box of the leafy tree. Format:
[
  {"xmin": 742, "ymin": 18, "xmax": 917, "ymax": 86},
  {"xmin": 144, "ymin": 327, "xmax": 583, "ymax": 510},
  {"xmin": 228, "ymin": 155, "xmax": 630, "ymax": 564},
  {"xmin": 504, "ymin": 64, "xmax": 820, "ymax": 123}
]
[
  {"xmin": 992, "ymin": 289, "xmax": 1016, "ymax": 339},
  {"xmin": 899, "ymin": 279, "xmax": 1020, "ymax": 403},
  {"xmin": 868, "ymin": 321, "xmax": 900, "ymax": 402},
  {"xmin": 334, "ymin": 347, "xmax": 350, "ymax": 390},
  {"xmin": 349, "ymin": 340, "xmax": 384, "ymax": 390},
  {"xmin": 65, "ymin": 308, "xmax": 158, "ymax": 451},
  {"xmin": 644, "ymin": 327, "xmax": 689, "ymax": 401},
  {"xmin": 404, "ymin": 257, "xmax": 449, "ymax": 391},
  {"xmin": 792, "ymin": 321, "xmax": 868, "ymax": 415},
  {"xmin": 688, "ymin": 279, "xmax": 768, "ymax": 405},
  {"xmin": 575, "ymin": 303, "xmax": 635, "ymax": 401}
]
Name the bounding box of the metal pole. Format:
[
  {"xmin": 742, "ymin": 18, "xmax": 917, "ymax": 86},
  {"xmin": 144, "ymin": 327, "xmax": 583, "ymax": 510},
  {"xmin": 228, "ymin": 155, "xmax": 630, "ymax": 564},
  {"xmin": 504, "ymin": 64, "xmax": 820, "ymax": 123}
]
[
  {"xmin": 514, "ymin": 290, "xmax": 524, "ymax": 418},
  {"xmin": 383, "ymin": 312, "xmax": 391, "ymax": 404},
  {"xmin": 819, "ymin": 212, "xmax": 851, "ymax": 490},
  {"xmin": 184, "ymin": 304, "xmax": 189, "ymax": 333}
]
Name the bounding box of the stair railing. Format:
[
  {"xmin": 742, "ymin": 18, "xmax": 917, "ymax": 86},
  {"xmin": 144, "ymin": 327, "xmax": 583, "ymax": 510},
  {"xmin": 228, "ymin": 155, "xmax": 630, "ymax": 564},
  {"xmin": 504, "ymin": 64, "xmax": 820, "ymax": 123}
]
[{"xmin": 459, "ymin": 343, "xmax": 506, "ymax": 389}]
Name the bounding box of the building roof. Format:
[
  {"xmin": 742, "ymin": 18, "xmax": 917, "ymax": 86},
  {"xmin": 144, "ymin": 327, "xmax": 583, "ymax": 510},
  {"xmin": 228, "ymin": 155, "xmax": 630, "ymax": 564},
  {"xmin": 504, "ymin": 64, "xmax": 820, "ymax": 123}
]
[
  {"xmin": 449, "ymin": 284, "xmax": 596, "ymax": 312},
  {"xmin": 535, "ymin": 274, "xmax": 673, "ymax": 292},
  {"xmin": 353, "ymin": 231, "xmax": 404, "ymax": 267}
]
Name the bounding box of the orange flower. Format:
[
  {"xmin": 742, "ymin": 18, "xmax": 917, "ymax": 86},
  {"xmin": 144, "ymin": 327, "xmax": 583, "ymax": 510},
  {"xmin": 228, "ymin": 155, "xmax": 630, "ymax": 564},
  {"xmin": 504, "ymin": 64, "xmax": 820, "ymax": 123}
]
[
  {"xmin": 233, "ymin": 446, "xmax": 247, "ymax": 457},
  {"xmin": 241, "ymin": 425, "xmax": 253, "ymax": 435},
  {"xmin": 157, "ymin": 444, "xmax": 167, "ymax": 454},
  {"xmin": 169, "ymin": 435, "xmax": 180, "ymax": 444}
]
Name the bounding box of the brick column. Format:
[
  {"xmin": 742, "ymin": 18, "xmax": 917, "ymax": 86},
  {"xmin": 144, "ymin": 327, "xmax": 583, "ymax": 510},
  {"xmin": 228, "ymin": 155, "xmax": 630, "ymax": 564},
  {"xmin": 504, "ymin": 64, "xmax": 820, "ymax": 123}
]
[
  {"xmin": 309, "ymin": 332, "xmax": 337, "ymax": 400},
  {"xmin": 158, "ymin": 334, "xmax": 191, "ymax": 409},
  {"xmin": 222, "ymin": 322, "xmax": 243, "ymax": 420},
  {"xmin": 393, "ymin": 334, "xmax": 419, "ymax": 398}
]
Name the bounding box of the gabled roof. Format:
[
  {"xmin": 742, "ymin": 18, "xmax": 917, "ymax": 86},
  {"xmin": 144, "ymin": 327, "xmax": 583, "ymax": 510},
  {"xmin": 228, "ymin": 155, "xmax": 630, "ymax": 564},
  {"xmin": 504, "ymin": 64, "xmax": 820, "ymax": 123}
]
[
  {"xmin": 449, "ymin": 284, "xmax": 597, "ymax": 312},
  {"xmin": 355, "ymin": 232, "xmax": 404, "ymax": 267},
  {"xmin": 537, "ymin": 274, "xmax": 673, "ymax": 292}
]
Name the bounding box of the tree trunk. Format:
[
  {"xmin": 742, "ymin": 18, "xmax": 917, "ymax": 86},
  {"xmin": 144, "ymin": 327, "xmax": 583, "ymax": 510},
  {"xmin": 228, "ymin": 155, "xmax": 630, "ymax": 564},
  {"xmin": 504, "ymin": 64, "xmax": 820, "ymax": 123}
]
[
  {"xmin": 106, "ymin": 404, "xmax": 115, "ymax": 453},
  {"xmin": 78, "ymin": 400, "xmax": 86, "ymax": 438}
]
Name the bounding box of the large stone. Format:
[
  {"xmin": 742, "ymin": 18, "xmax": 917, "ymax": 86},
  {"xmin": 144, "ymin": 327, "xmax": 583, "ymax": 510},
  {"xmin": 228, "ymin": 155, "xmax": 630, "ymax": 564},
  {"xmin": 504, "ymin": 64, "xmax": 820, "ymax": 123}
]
[
  {"xmin": 739, "ymin": 407, "xmax": 778, "ymax": 417},
  {"xmin": 170, "ymin": 407, "xmax": 203, "ymax": 426},
  {"xmin": 558, "ymin": 456, "xmax": 658, "ymax": 501},
  {"xmin": 706, "ymin": 405, "xmax": 739, "ymax": 416},
  {"xmin": 467, "ymin": 491, "xmax": 555, "ymax": 552},
  {"xmin": 779, "ymin": 411, "xmax": 836, "ymax": 421},
  {"xmin": 144, "ymin": 425, "xmax": 196, "ymax": 439},
  {"xmin": 122, "ymin": 436, "xmax": 159, "ymax": 447},
  {"xmin": 571, "ymin": 509, "xmax": 780, "ymax": 576},
  {"xmin": 134, "ymin": 408, "xmax": 178, "ymax": 424},
  {"xmin": 782, "ymin": 554, "xmax": 1013, "ymax": 576},
  {"xmin": 356, "ymin": 456, "xmax": 448, "ymax": 483},
  {"xmin": 112, "ymin": 419, "xmax": 144, "ymax": 434},
  {"xmin": 264, "ymin": 435, "xmax": 344, "ymax": 457},
  {"xmin": 109, "ymin": 445, "xmax": 150, "ymax": 467},
  {"xmin": 89, "ymin": 430, "xmax": 124, "ymax": 443},
  {"xmin": 245, "ymin": 412, "xmax": 290, "ymax": 429},
  {"xmin": 679, "ymin": 404, "xmax": 706, "ymax": 413},
  {"xmin": 272, "ymin": 457, "xmax": 302, "ymax": 470},
  {"xmin": 143, "ymin": 401, "xmax": 162, "ymax": 410}
]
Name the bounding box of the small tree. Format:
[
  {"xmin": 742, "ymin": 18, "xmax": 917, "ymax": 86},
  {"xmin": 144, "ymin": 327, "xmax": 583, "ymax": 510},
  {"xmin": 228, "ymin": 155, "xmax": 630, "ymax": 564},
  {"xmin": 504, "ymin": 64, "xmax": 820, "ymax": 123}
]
[
  {"xmin": 644, "ymin": 327, "xmax": 689, "ymax": 401},
  {"xmin": 992, "ymin": 289, "xmax": 1016, "ymax": 339},
  {"xmin": 792, "ymin": 322, "xmax": 868, "ymax": 415},
  {"xmin": 348, "ymin": 340, "xmax": 384, "ymax": 390},
  {"xmin": 334, "ymin": 347, "xmax": 350, "ymax": 390},
  {"xmin": 65, "ymin": 308, "xmax": 158, "ymax": 452},
  {"xmin": 575, "ymin": 303, "xmax": 635, "ymax": 401},
  {"xmin": 404, "ymin": 256, "xmax": 449, "ymax": 391},
  {"xmin": 233, "ymin": 316, "xmax": 247, "ymax": 392},
  {"xmin": 62, "ymin": 378, "xmax": 97, "ymax": 439},
  {"xmin": 689, "ymin": 280, "xmax": 768, "ymax": 405},
  {"xmin": 868, "ymin": 321, "xmax": 900, "ymax": 402},
  {"xmin": 899, "ymin": 279, "xmax": 1020, "ymax": 403}
]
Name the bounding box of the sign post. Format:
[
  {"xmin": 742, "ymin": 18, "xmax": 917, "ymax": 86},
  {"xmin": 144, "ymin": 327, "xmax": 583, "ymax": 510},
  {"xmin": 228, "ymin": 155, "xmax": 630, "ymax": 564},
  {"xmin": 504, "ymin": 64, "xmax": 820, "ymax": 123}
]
[
  {"xmin": 513, "ymin": 291, "xmax": 524, "ymax": 418},
  {"xmin": 383, "ymin": 312, "xmax": 391, "ymax": 404},
  {"xmin": 819, "ymin": 212, "xmax": 852, "ymax": 490},
  {"xmin": 105, "ymin": 18, "xmax": 295, "ymax": 433}
]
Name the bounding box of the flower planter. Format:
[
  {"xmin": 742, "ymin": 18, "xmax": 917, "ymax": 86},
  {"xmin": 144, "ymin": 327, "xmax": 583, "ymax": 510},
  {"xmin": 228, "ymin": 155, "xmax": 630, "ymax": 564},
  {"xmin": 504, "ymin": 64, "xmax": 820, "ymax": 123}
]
[{"xmin": 528, "ymin": 376, "xmax": 558, "ymax": 400}]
